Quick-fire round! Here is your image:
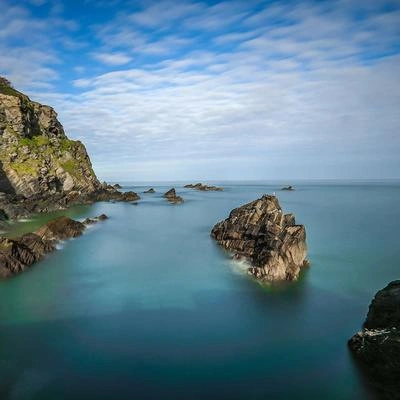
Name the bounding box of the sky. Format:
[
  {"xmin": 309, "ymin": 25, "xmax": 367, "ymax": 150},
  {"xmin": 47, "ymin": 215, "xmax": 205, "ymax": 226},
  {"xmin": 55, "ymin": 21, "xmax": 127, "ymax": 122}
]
[{"xmin": 1, "ymin": 0, "xmax": 400, "ymax": 181}]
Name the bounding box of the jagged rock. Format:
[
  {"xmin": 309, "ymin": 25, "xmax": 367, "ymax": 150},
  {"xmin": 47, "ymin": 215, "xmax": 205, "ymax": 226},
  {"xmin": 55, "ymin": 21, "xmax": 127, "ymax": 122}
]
[
  {"xmin": 144, "ymin": 188, "xmax": 155, "ymax": 193},
  {"xmin": 348, "ymin": 281, "xmax": 400, "ymax": 399},
  {"xmin": 281, "ymin": 185, "xmax": 294, "ymax": 191},
  {"xmin": 0, "ymin": 214, "xmax": 108, "ymax": 278},
  {"xmin": 164, "ymin": 188, "xmax": 183, "ymax": 204},
  {"xmin": 0, "ymin": 79, "xmax": 101, "ymax": 197},
  {"xmin": 211, "ymin": 195, "xmax": 308, "ymax": 282},
  {"xmin": 184, "ymin": 183, "xmax": 223, "ymax": 191},
  {"xmin": 35, "ymin": 216, "xmax": 86, "ymax": 241},
  {"xmin": 0, "ymin": 78, "xmax": 141, "ymax": 223},
  {"xmin": 113, "ymin": 183, "xmax": 122, "ymax": 189}
]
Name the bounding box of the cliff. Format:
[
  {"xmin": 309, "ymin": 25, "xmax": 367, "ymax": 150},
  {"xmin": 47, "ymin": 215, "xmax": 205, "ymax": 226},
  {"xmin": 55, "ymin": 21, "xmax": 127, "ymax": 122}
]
[
  {"xmin": 211, "ymin": 195, "xmax": 308, "ymax": 282},
  {"xmin": 348, "ymin": 281, "xmax": 400, "ymax": 399},
  {"xmin": 0, "ymin": 78, "xmax": 100, "ymax": 197},
  {"xmin": 0, "ymin": 78, "xmax": 140, "ymax": 219}
]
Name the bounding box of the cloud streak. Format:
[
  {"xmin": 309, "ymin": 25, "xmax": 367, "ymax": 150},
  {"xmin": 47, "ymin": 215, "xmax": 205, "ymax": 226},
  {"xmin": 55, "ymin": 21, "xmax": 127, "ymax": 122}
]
[{"xmin": 1, "ymin": 0, "xmax": 400, "ymax": 180}]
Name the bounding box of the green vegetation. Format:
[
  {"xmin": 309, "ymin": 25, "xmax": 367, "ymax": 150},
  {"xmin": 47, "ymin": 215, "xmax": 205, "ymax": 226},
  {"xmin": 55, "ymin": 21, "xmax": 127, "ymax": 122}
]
[
  {"xmin": 9, "ymin": 160, "xmax": 39, "ymax": 177},
  {"xmin": 60, "ymin": 159, "xmax": 81, "ymax": 178},
  {"xmin": 19, "ymin": 135, "xmax": 50, "ymax": 148}
]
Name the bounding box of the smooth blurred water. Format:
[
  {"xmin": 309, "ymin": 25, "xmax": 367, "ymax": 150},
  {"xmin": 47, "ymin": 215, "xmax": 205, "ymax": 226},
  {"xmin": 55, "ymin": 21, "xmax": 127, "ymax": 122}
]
[{"xmin": 0, "ymin": 181, "xmax": 399, "ymax": 400}]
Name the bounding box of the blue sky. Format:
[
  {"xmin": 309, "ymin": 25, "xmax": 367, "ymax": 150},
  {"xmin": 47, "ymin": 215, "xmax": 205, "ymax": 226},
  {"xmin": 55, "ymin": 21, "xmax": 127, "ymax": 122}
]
[{"xmin": 1, "ymin": 0, "xmax": 400, "ymax": 181}]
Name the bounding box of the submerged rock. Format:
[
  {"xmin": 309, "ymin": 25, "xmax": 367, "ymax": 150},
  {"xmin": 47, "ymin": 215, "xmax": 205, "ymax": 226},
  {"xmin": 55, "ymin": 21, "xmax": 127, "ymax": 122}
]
[
  {"xmin": 348, "ymin": 281, "xmax": 400, "ymax": 399},
  {"xmin": 184, "ymin": 183, "xmax": 223, "ymax": 191},
  {"xmin": 211, "ymin": 195, "xmax": 308, "ymax": 282},
  {"xmin": 144, "ymin": 188, "xmax": 155, "ymax": 193},
  {"xmin": 281, "ymin": 186, "xmax": 294, "ymax": 191},
  {"xmin": 164, "ymin": 188, "xmax": 183, "ymax": 204}
]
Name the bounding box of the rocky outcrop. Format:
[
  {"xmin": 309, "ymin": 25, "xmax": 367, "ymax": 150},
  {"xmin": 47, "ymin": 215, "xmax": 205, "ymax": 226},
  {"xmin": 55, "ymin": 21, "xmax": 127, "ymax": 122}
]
[
  {"xmin": 184, "ymin": 183, "xmax": 223, "ymax": 191},
  {"xmin": 113, "ymin": 183, "xmax": 122, "ymax": 189},
  {"xmin": 144, "ymin": 188, "xmax": 155, "ymax": 193},
  {"xmin": 348, "ymin": 281, "xmax": 400, "ymax": 399},
  {"xmin": 281, "ymin": 185, "xmax": 294, "ymax": 191},
  {"xmin": 211, "ymin": 195, "xmax": 308, "ymax": 282},
  {"xmin": 0, "ymin": 79, "xmax": 101, "ymax": 197},
  {"xmin": 0, "ymin": 78, "xmax": 141, "ymax": 221},
  {"xmin": 0, "ymin": 214, "xmax": 107, "ymax": 278},
  {"xmin": 164, "ymin": 188, "xmax": 183, "ymax": 204}
]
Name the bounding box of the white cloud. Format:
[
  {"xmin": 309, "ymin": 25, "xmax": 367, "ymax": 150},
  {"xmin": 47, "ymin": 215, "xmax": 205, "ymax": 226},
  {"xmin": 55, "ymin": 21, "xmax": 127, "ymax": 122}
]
[{"xmin": 92, "ymin": 52, "xmax": 132, "ymax": 66}]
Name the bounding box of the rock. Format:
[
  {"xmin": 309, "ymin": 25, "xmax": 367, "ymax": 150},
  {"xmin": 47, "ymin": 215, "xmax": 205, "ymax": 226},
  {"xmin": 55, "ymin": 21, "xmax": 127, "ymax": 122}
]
[
  {"xmin": 144, "ymin": 188, "xmax": 155, "ymax": 193},
  {"xmin": 35, "ymin": 216, "xmax": 86, "ymax": 241},
  {"xmin": 211, "ymin": 195, "xmax": 308, "ymax": 282},
  {"xmin": 0, "ymin": 214, "xmax": 108, "ymax": 278},
  {"xmin": 348, "ymin": 281, "xmax": 400, "ymax": 398},
  {"xmin": 281, "ymin": 185, "xmax": 294, "ymax": 191},
  {"xmin": 0, "ymin": 233, "xmax": 55, "ymax": 278},
  {"xmin": 83, "ymin": 214, "xmax": 109, "ymax": 225},
  {"xmin": 0, "ymin": 79, "xmax": 101, "ymax": 198},
  {"xmin": 113, "ymin": 183, "xmax": 122, "ymax": 189},
  {"xmin": 164, "ymin": 188, "xmax": 183, "ymax": 204},
  {"xmin": 184, "ymin": 183, "xmax": 223, "ymax": 191}
]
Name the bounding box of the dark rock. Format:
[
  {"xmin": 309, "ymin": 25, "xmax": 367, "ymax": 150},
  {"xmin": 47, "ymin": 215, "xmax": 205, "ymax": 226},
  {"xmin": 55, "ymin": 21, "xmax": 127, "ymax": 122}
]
[
  {"xmin": 144, "ymin": 188, "xmax": 155, "ymax": 193},
  {"xmin": 184, "ymin": 183, "xmax": 223, "ymax": 191},
  {"xmin": 164, "ymin": 188, "xmax": 183, "ymax": 204},
  {"xmin": 83, "ymin": 214, "xmax": 109, "ymax": 225},
  {"xmin": 211, "ymin": 195, "xmax": 308, "ymax": 282},
  {"xmin": 35, "ymin": 216, "xmax": 86, "ymax": 241},
  {"xmin": 113, "ymin": 183, "xmax": 122, "ymax": 189},
  {"xmin": 348, "ymin": 281, "xmax": 400, "ymax": 399},
  {"xmin": 281, "ymin": 185, "xmax": 294, "ymax": 191},
  {"xmin": 0, "ymin": 233, "xmax": 55, "ymax": 278}
]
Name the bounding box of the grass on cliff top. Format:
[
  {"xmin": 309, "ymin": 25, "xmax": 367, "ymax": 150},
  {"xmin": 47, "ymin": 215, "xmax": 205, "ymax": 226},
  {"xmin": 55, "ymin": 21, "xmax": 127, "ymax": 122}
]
[{"xmin": 0, "ymin": 83, "xmax": 26, "ymax": 98}]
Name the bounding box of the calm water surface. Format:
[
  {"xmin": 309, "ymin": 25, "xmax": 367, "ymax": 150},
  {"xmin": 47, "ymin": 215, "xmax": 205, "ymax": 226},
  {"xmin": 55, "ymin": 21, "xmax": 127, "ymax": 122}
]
[{"xmin": 1, "ymin": 181, "xmax": 399, "ymax": 399}]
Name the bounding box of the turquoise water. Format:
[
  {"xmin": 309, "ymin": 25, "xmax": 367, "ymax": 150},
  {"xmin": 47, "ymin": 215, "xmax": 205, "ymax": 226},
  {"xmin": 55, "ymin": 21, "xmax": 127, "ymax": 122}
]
[{"xmin": 1, "ymin": 181, "xmax": 399, "ymax": 399}]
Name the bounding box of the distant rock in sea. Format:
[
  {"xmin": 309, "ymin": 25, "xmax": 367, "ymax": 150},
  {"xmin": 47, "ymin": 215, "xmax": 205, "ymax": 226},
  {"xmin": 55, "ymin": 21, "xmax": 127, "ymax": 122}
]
[
  {"xmin": 348, "ymin": 281, "xmax": 400, "ymax": 398},
  {"xmin": 164, "ymin": 188, "xmax": 183, "ymax": 204},
  {"xmin": 211, "ymin": 195, "xmax": 308, "ymax": 282},
  {"xmin": 184, "ymin": 183, "xmax": 223, "ymax": 191},
  {"xmin": 0, "ymin": 214, "xmax": 108, "ymax": 278},
  {"xmin": 113, "ymin": 183, "xmax": 122, "ymax": 189},
  {"xmin": 144, "ymin": 188, "xmax": 155, "ymax": 193},
  {"xmin": 281, "ymin": 186, "xmax": 294, "ymax": 191}
]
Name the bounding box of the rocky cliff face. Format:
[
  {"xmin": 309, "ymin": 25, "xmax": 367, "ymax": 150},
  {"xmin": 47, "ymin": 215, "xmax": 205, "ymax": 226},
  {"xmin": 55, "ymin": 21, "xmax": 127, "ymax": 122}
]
[
  {"xmin": 348, "ymin": 281, "xmax": 400, "ymax": 399},
  {"xmin": 0, "ymin": 78, "xmax": 100, "ymax": 197},
  {"xmin": 211, "ymin": 195, "xmax": 308, "ymax": 282}
]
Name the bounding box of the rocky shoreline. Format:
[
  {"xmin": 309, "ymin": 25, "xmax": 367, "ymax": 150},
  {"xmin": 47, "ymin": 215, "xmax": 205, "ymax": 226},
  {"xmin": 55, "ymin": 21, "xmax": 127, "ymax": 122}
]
[
  {"xmin": 211, "ymin": 195, "xmax": 308, "ymax": 282},
  {"xmin": 0, "ymin": 214, "xmax": 108, "ymax": 278}
]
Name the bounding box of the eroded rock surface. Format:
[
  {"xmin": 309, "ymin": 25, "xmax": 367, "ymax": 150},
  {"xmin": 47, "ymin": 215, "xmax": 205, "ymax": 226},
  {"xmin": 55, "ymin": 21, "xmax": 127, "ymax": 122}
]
[
  {"xmin": 348, "ymin": 281, "xmax": 400, "ymax": 399},
  {"xmin": 0, "ymin": 78, "xmax": 140, "ymax": 221},
  {"xmin": 211, "ymin": 195, "xmax": 308, "ymax": 282},
  {"xmin": 144, "ymin": 188, "xmax": 155, "ymax": 193},
  {"xmin": 0, "ymin": 214, "xmax": 107, "ymax": 278},
  {"xmin": 164, "ymin": 188, "xmax": 183, "ymax": 204}
]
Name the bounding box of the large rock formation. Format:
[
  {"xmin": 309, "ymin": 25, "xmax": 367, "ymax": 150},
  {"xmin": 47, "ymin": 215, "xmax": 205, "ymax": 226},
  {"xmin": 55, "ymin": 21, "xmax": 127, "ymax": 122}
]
[
  {"xmin": 0, "ymin": 79, "xmax": 100, "ymax": 197},
  {"xmin": 184, "ymin": 183, "xmax": 223, "ymax": 191},
  {"xmin": 0, "ymin": 78, "xmax": 140, "ymax": 220},
  {"xmin": 348, "ymin": 281, "xmax": 400, "ymax": 399},
  {"xmin": 0, "ymin": 214, "xmax": 107, "ymax": 278},
  {"xmin": 211, "ymin": 195, "xmax": 308, "ymax": 282}
]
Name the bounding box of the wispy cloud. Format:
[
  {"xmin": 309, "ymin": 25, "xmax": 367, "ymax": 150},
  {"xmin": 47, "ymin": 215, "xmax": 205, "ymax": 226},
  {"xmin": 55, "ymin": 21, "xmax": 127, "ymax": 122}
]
[{"xmin": 1, "ymin": 0, "xmax": 400, "ymax": 180}]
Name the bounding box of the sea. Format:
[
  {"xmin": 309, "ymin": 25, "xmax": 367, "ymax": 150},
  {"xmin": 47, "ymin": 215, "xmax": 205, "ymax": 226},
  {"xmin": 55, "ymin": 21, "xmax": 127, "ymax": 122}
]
[{"xmin": 0, "ymin": 180, "xmax": 399, "ymax": 400}]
